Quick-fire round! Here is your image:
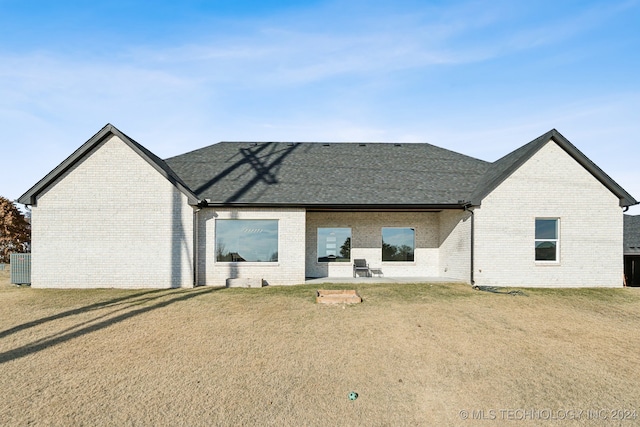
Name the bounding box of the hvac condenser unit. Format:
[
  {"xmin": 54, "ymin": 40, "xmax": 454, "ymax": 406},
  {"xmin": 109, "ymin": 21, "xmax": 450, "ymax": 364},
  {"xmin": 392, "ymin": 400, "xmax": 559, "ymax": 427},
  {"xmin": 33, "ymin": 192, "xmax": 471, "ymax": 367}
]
[{"xmin": 10, "ymin": 253, "xmax": 31, "ymax": 285}]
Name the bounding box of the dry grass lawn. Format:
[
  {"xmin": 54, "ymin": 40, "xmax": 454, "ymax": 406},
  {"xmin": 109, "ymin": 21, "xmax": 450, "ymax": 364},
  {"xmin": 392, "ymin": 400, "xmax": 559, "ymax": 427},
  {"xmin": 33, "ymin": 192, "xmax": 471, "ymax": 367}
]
[{"xmin": 1, "ymin": 269, "xmax": 639, "ymax": 426}]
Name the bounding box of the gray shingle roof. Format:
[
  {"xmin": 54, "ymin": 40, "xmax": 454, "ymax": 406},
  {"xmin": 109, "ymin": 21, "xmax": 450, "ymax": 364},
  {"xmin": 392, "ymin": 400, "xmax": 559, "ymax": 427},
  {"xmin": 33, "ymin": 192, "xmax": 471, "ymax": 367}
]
[
  {"xmin": 164, "ymin": 141, "xmax": 491, "ymax": 207},
  {"xmin": 624, "ymin": 215, "xmax": 640, "ymax": 255},
  {"xmin": 165, "ymin": 129, "xmax": 638, "ymax": 208},
  {"xmin": 18, "ymin": 124, "xmax": 638, "ymax": 210}
]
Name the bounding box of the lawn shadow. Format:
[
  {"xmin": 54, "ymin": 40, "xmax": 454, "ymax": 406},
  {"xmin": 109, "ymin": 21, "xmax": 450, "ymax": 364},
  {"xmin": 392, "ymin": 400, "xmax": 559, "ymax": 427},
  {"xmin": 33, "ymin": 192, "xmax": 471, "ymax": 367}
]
[
  {"xmin": 0, "ymin": 289, "xmax": 170, "ymax": 340},
  {"xmin": 0, "ymin": 286, "xmax": 222, "ymax": 365}
]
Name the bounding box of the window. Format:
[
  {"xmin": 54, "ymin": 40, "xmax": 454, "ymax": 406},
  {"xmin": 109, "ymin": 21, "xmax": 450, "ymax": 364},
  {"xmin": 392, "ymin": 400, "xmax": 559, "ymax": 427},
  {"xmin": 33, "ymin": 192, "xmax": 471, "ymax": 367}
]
[
  {"xmin": 317, "ymin": 228, "xmax": 351, "ymax": 262},
  {"xmin": 535, "ymin": 218, "xmax": 559, "ymax": 262},
  {"xmin": 216, "ymin": 220, "xmax": 278, "ymax": 262},
  {"xmin": 382, "ymin": 227, "xmax": 415, "ymax": 262}
]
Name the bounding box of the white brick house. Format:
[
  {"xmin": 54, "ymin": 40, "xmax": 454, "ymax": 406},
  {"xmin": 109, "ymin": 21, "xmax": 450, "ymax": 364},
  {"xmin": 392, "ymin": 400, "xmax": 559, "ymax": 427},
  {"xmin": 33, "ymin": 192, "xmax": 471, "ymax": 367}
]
[{"xmin": 19, "ymin": 124, "xmax": 637, "ymax": 288}]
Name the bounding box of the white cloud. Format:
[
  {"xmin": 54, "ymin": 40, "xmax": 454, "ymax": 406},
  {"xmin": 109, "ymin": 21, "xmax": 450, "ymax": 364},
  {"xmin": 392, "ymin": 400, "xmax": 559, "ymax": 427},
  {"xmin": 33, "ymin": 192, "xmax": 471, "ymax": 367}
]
[{"xmin": 1, "ymin": 0, "xmax": 638, "ymax": 206}]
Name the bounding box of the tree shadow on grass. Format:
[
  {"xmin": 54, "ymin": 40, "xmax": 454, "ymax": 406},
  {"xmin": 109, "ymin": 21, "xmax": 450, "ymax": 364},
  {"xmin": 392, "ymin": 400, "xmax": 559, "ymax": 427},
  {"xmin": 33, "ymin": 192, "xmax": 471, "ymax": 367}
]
[
  {"xmin": 0, "ymin": 286, "xmax": 222, "ymax": 365},
  {"xmin": 0, "ymin": 288, "xmax": 170, "ymax": 340}
]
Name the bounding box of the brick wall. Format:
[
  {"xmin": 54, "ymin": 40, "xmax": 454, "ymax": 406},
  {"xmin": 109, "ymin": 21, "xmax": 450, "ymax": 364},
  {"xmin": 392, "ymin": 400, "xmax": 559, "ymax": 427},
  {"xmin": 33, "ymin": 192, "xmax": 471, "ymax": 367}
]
[
  {"xmin": 474, "ymin": 141, "xmax": 624, "ymax": 287},
  {"xmin": 197, "ymin": 208, "xmax": 306, "ymax": 286},
  {"xmin": 31, "ymin": 135, "xmax": 619, "ymax": 289},
  {"xmin": 31, "ymin": 135, "xmax": 195, "ymax": 288},
  {"xmin": 438, "ymin": 210, "xmax": 472, "ymax": 282}
]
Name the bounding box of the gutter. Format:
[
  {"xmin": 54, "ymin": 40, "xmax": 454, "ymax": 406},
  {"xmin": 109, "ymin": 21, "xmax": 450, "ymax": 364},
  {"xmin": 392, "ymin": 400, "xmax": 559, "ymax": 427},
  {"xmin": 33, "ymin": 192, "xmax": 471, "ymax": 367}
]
[{"xmin": 200, "ymin": 200, "xmax": 465, "ymax": 212}]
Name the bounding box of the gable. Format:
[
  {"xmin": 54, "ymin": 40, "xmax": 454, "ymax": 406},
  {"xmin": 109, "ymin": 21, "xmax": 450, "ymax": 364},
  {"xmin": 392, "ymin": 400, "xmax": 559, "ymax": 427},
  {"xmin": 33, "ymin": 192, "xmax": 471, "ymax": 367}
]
[
  {"xmin": 18, "ymin": 124, "xmax": 198, "ymax": 206},
  {"xmin": 33, "ymin": 134, "xmax": 185, "ymax": 207},
  {"xmin": 470, "ymin": 129, "xmax": 637, "ymax": 207},
  {"xmin": 481, "ymin": 140, "xmax": 621, "ymax": 209}
]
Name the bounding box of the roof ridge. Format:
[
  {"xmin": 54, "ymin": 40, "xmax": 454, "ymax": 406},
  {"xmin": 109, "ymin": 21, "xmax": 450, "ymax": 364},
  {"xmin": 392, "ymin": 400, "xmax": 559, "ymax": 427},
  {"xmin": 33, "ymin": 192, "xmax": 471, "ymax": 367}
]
[{"xmin": 166, "ymin": 140, "xmax": 490, "ymax": 165}]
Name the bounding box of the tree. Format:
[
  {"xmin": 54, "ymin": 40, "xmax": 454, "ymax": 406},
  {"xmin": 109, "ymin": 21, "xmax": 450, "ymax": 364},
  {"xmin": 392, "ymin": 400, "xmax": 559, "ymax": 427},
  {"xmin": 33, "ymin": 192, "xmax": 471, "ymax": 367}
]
[
  {"xmin": 382, "ymin": 242, "xmax": 414, "ymax": 262},
  {"xmin": 382, "ymin": 242, "xmax": 396, "ymax": 261},
  {"xmin": 340, "ymin": 237, "xmax": 351, "ymax": 260},
  {"xmin": 0, "ymin": 196, "xmax": 31, "ymax": 263},
  {"xmin": 397, "ymin": 244, "xmax": 414, "ymax": 262}
]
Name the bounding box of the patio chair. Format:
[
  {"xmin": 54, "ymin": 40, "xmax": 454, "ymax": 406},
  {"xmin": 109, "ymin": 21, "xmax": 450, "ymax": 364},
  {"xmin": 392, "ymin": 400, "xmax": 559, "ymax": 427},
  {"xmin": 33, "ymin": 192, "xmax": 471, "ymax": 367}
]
[{"xmin": 353, "ymin": 259, "xmax": 370, "ymax": 277}]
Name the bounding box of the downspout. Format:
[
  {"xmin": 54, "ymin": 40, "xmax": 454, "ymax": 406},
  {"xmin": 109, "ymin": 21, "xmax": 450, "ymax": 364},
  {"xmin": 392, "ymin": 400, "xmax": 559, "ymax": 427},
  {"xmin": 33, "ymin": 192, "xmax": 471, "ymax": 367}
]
[
  {"xmin": 463, "ymin": 203, "xmax": 476, "ymax": 287},
  {"xmin": 193, "ymin": 205, "xmax": 202, "ymax": 287}
]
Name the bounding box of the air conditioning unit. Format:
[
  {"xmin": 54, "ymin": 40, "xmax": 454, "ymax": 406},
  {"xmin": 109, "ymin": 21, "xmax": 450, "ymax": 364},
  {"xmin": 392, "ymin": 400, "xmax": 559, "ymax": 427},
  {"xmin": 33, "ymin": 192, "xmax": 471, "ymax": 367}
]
[{"xmin": 10, "ymin": 253, "xmax": 31, "ymax": 285}]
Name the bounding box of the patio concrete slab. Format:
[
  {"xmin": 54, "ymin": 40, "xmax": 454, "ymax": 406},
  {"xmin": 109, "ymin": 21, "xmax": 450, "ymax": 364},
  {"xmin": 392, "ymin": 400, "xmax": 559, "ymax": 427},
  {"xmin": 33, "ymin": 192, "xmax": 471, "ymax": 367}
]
[{"xmin": 304, "ymin": 276, "xmax": 466, "ymax": 285}]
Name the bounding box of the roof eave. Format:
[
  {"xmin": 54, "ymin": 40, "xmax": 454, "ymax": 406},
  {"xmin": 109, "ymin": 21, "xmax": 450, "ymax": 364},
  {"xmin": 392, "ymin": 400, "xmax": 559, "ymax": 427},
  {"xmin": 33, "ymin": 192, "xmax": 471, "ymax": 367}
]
[
  {"xmin": 200, "ymin": 201, "xmax": 471, "ymax": 211},
  {"xmin": 548, "ymin": 131, "xmax": 638, "ymax": 207},
  {"xmin": 18, "ymin": 124, "xmax": 114, "ymax": 205}
]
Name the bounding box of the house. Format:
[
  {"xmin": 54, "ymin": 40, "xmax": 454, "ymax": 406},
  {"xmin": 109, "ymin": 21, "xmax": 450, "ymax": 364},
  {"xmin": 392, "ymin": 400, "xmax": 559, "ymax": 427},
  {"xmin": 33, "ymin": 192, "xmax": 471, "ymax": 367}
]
[
  {"xmin": 624, "ymin": 215, "xmax": 640, "ymax": 286},
  {"xmin": 18, "ymin": 124, "xmax": 637, "ymax": 289}
]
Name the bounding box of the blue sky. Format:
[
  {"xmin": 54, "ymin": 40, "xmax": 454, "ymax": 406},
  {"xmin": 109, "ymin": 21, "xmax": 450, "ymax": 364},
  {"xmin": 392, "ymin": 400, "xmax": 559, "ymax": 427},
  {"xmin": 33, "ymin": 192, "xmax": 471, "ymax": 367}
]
[{"xmin": 1, "ymin": 0, "xmax": 639, "ymax": 213}]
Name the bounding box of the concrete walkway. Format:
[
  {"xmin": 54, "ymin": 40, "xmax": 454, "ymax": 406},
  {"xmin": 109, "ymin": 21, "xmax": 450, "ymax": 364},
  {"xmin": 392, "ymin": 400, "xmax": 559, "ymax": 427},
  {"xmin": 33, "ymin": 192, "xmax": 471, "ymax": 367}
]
[{"xmin": 304, "ymin": 276, "xmax": 466, "ymax": 285}]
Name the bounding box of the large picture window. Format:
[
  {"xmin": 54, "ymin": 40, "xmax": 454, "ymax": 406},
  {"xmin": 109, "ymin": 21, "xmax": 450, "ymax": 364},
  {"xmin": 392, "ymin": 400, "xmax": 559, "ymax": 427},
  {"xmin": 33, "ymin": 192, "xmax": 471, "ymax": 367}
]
[
  {"xmin": 317, "ymin": 228, "xmax": 351, "ymax": 262},
  {"xmin": 216, "ymin": 219, "xmax": 278, "ymax": 262},
  {"xmin": 382, "ymin": 227, "xmax": 415, "ymax": 262},
  {"xmin": 535, "ymin": 218, "xmax": 559, "ymax": 262}
]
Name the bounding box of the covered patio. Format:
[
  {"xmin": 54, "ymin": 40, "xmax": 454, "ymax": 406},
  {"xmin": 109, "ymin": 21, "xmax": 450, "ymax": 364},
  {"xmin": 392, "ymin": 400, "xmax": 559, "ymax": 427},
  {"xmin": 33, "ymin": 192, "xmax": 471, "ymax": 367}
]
[{"xmin": 305, "ymin": 210, "xmax": 473, "ymax": 284}]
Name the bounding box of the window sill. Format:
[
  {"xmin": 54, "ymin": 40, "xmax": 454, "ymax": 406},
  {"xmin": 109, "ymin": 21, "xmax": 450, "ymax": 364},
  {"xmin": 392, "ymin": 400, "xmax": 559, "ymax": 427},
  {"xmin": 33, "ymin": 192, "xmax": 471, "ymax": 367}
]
[
  {"xmin": 382, "ymin": 262, "xmax": 416, "ymax": 265},
  {"xmin": 535, "ymin": 261, "xmax": 561, "ymax": 266},
  {"xmin": 215, "ymin": 262, "xmax": 280, "ymax": 266}
]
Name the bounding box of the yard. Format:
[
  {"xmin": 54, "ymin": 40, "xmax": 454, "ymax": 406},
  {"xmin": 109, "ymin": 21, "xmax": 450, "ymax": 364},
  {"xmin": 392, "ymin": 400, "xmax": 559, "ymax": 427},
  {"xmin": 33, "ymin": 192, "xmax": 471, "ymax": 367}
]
[{"xmin": 1, "ymin": 269, "xmax": 639, "ymax": 426}]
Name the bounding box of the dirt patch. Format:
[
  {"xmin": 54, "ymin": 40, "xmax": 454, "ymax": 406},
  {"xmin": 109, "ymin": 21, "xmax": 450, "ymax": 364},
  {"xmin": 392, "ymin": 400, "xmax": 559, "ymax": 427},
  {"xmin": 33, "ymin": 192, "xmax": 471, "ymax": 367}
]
[
  {"xmin": 316, "ymin": 289, "xmax": 362, "ymax": 304},
  {"xmin": 0, "ymin": 282, "xmax": 639, "ymax": 426}
]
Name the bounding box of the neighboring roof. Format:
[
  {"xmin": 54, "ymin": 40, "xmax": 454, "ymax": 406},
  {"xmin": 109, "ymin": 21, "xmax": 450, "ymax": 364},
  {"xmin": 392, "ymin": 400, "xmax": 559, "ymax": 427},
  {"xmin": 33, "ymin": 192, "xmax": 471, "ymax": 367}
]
[
  {"xmin": 624, "ymin": 215, "xmax": 640, "ymax": 255},
  {"xmin": 469, "ymin": 129, "xmax": 637, "ymax": 207},
  {"xmin": 18, "ymin": 124, "xmax": 198, "ymax": 206},
  {"xmin": 164, "ymin": 141, "xmax": 491, "ymax": 207}
]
